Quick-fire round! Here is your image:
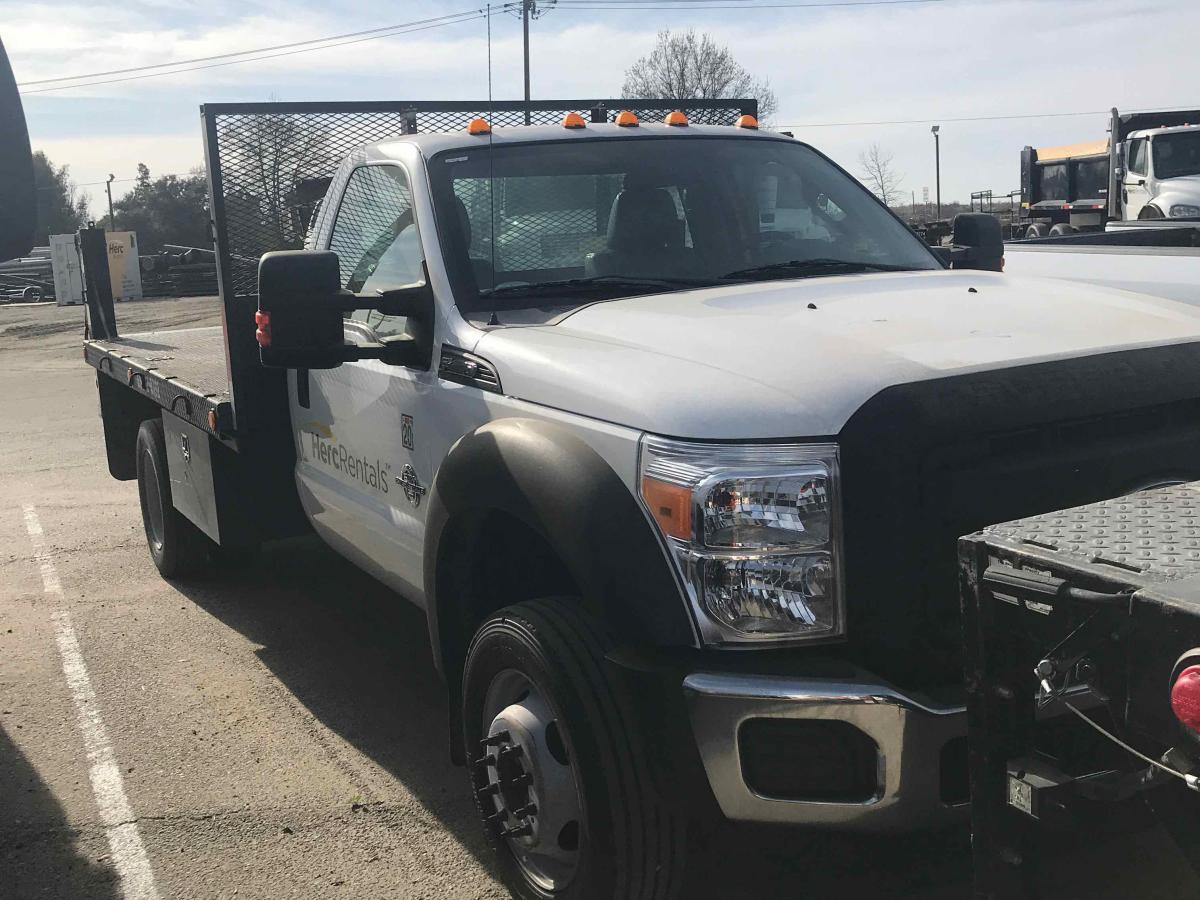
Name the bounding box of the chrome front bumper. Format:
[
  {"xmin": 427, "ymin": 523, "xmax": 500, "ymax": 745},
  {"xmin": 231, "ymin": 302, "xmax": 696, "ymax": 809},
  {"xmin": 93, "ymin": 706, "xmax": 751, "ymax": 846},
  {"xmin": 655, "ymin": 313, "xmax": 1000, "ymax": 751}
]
[{"xmin": 683, "ymin": 671, "xmax": 968, "ymax": 831}]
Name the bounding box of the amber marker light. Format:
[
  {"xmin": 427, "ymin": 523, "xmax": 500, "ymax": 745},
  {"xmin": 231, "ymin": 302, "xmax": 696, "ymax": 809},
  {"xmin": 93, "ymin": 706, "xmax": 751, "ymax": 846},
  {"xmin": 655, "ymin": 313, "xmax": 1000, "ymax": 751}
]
[
  {"xmin": 641, "ymin": 476, "xmax": 692, "ymax": 540},
  {"xmin": 467, "ymin": 117, "xmax": 491, "ymax": 135}
]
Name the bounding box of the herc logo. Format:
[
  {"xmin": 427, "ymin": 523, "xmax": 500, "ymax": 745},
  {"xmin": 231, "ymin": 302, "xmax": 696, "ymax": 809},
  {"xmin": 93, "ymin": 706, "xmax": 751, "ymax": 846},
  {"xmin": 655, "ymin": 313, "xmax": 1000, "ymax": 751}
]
[{"xmin": 301, "ymin": 422, "xmax": 390, "ymax": 494}]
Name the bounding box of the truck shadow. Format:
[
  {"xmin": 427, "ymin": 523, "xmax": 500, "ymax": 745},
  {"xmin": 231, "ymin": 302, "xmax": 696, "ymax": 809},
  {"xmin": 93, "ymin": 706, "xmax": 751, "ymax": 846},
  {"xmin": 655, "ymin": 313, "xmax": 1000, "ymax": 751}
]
[
  {"xmin": 0, "ymin": 724, "xmax": 122, "ymax": 900},
  {"xmin": 174, "ymin": 535, "xmax": 971, "ymax": 899}
]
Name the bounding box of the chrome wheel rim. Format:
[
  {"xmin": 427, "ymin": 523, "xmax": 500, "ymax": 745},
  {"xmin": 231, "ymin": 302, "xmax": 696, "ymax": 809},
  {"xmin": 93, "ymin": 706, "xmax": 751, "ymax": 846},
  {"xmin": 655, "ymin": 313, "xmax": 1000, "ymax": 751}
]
[{"xmin": 477, "ymin": 668, "xmax": 582, "ymax": 892}]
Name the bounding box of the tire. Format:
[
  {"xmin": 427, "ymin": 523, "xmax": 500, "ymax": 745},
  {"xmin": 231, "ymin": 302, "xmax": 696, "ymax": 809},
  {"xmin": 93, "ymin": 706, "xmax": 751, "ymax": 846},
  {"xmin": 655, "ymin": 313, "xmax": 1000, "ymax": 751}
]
[
  {"xmin": 135, "ymin": 418, "xmax": 209, "ymax": 579},
  {"xmin": 1140, "ymin": 205, "xmax": 1165, "ymax": 220},
  {"xmin": 1024, "ymin": 223, "xmax": 1049, "ymax": 239},
  {"xmin": 462, "ymin": 599, "xmax": 687, "ymax": 900},
  {"xmin": 1048, "ymin": 223, "xmax": 1077, "ymax": 237}
]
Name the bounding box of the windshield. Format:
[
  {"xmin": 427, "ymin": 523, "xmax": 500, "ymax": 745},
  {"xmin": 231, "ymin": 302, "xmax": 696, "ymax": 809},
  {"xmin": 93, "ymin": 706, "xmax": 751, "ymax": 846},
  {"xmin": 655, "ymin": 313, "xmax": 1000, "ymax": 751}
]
[
  {"xmin": 428, "ymin": 136, "xmax": 939, "ymax": 322},
  {"xmin": 1152, "ymin": 131, "xmax": 1200, "ymax": 180}
]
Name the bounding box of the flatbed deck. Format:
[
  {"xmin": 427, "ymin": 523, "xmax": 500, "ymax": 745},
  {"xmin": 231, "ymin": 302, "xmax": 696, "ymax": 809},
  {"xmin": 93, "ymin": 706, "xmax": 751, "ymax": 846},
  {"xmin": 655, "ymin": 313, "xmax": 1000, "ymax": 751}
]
[{"xmin": 84, "ymin": 326, "xmax": 233, "ymax": 437}]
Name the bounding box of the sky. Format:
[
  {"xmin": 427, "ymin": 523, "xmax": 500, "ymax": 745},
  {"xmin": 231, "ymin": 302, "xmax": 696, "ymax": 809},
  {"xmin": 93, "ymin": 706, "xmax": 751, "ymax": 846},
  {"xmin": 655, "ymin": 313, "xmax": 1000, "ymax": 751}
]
[{"xmin": 6, "ymin": 0, "xmax": 1200, "ymax": 212}]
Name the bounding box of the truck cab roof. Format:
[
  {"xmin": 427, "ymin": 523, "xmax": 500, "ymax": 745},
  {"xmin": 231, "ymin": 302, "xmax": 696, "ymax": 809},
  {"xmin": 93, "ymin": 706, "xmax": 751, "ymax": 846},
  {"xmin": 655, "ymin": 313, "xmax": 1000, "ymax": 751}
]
[
  {"xmin": 368, "ymin": 121, "xmax": 785, "ymax": 160},
  {"xmin": 1128, "ymin": 123, "xmax": 1200, "ymax": 140}
]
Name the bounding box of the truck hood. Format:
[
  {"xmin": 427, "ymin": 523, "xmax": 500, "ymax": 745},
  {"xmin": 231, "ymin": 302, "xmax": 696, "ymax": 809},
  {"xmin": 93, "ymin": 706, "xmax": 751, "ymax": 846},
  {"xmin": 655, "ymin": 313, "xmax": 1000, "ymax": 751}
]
[{"xmin": 475, "ymin": 269, "xmax": 1200, "ymax": 439}]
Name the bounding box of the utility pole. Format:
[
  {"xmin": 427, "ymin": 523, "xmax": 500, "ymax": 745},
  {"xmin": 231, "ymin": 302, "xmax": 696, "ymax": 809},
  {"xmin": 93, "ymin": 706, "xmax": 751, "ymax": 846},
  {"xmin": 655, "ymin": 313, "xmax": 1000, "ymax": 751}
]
[
  {"xmin": 931, "ymin": 125, "xmax": 941, "ymax": 220},
  {"xmin": 105, "ymin": 174, "xmax": 116, "ymax": 230},
  {"xmin": 522, "ymin": 0, "xmax": 532, "ymax": 125}
]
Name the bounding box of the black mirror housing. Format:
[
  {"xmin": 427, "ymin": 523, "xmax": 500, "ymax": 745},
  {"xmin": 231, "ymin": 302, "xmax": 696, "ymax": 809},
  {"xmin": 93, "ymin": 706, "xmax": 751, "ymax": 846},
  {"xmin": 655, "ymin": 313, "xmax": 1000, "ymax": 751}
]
[
  {"xmin": 257, "ymin": 251, "xmax": 436, "ymax": 370},
  {"xmin": 257, "ymin": 250, "xmax": 348, "ymax": 369},
  {"xmin": 949, "ymin": 213, "xmax": 1004, "ymax": 272},
  {"xmin": 0, "ymin": 38, "xmax": 36, "ymax": 262}
]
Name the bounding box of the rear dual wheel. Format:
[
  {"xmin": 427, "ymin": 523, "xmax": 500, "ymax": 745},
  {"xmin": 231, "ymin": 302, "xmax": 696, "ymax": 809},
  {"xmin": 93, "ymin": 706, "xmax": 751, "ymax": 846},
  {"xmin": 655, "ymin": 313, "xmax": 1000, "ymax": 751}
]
[{"xmin": 463, "ymin": 600, "xmax": 687, "ymax": 900}]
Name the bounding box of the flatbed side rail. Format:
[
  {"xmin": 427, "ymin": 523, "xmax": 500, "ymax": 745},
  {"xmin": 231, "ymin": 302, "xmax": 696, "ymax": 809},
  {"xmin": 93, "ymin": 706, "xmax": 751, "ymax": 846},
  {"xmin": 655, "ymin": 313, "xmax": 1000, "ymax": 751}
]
[{"xmin": 84, "ymin": 340, "xmax": 234, "ymax": 439}]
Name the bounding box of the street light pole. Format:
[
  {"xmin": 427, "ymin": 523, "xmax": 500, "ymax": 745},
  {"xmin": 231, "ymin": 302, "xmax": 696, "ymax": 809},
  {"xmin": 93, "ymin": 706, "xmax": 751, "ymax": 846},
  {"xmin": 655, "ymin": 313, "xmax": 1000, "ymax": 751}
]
[
  {"xmin": 931, "ymin": 125, "xmax": 941, "ymax": 220},
  {"xmin": 105, "ymin": 174, "xmax": 116, "ymax": 230},
  {"xmin": 522, "ymin": 0, "xmax": 531, "ymax": 125}
]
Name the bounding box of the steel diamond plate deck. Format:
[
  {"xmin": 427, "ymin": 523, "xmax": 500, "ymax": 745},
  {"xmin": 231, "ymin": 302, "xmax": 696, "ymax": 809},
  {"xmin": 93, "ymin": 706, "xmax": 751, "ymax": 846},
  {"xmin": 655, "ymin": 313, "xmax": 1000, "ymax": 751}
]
[{"xmin": 983, "ymin": 483, "xmax": 1200, "ymax": 583}]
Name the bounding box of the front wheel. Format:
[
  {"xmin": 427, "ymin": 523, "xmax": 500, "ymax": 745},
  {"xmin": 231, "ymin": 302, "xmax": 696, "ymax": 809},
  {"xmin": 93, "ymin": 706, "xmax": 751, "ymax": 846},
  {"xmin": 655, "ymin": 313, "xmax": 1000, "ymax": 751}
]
[{"xmin": 462, "ymin": 600, "xmax": 687, "ymax": 900}]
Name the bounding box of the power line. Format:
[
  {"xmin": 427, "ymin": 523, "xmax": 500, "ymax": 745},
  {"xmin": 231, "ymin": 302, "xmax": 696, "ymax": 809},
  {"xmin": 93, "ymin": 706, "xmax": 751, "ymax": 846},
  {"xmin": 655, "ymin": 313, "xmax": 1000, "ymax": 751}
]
[
  {"xmin": 774, "ymin": 103, "xmax": 1200, "ymax": 128},
  {"xmin": 18, "ymin": 0, "xmax": 943, "ymax": 93},
  {"xmin": 18, "ymin": 13, "xmax": 486, "ymax": 86},
  {"xmin": 19, "ymin": 10, "xmax": 486, "ymax": 94}
]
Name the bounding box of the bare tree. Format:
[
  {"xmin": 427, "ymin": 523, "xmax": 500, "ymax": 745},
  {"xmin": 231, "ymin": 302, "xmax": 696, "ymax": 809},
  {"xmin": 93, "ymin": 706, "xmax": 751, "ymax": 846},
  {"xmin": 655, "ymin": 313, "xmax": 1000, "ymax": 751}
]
[
  {"xmin": 622, "ymin": 30, "xmax": 778, "ymax": 120},
  {"xmin": 858, "ymin": 143, "xmax": 904, "ymax": 207}
]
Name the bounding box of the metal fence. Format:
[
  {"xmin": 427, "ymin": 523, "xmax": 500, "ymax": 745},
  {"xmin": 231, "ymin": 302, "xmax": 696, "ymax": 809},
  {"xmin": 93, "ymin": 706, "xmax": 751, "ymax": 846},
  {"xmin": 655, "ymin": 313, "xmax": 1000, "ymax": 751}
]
[{"xmin": 200, "ymin": 99, "xmax": 757, "ymax": 301}]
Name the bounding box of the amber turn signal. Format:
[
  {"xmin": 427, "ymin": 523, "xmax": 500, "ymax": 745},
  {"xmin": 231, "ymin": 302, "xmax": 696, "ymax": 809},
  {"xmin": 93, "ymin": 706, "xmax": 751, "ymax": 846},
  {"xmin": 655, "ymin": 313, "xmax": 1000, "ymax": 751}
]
[
  {"xmin": 641, "ymin": 476, "xmax": 692, "ymax": 540},
  {"xmin": 254, "ymin": 310, "xmax": 271, "ymax": 347}
]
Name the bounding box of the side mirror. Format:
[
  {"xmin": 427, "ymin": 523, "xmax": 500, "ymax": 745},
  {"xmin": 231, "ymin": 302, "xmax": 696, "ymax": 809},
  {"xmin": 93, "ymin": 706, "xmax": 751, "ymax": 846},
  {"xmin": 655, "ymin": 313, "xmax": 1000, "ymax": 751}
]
[
  {"xmin": 947, "ymin": 213, "xmax": 1003, "ymax": 272},
  {"xmin": 0, "ymin": 38, "xmax": 36, "ymax": 262},
  {"xmin": 256, "ymin": 249, "xmax": 433, "ymax": 370}
]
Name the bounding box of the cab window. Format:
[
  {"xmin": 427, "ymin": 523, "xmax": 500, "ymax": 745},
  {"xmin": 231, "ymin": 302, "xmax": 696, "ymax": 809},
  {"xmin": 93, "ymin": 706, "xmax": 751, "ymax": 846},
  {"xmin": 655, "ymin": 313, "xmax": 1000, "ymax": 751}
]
[
  {"xmin": 1127, "ymin": 138, "xmax": 1148, "ymax": 177},
  {"xmin": 328, "ymin": 164, "xmax": 424, "ymax": 338}
]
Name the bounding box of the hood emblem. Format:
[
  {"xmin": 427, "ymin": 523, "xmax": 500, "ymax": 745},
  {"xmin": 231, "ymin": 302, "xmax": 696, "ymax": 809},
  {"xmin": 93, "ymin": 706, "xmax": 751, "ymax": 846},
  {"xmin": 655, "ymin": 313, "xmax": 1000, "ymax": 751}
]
[{"xmin": 396, "ymin": 464, "xmax": 426, "ymax": 508}]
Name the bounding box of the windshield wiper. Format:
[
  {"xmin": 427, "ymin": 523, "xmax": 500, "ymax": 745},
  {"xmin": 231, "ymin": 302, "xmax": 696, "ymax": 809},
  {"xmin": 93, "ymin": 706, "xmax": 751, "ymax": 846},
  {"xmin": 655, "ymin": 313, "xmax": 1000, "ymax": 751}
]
[
  {"xmin": 479, "ymin": 274, "xmax": 723, "ymax": 300},
  {"xmin": 723, "ymin": 258, "xmax": 917, "ymax": 280}
]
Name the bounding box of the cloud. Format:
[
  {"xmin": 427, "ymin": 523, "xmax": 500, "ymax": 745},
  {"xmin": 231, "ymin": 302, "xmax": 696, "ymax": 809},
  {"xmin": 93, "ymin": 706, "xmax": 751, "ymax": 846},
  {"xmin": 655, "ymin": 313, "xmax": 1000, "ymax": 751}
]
[{"xmin": 10, "ymin": 0, "xmax": 1200, "ymax": 200}]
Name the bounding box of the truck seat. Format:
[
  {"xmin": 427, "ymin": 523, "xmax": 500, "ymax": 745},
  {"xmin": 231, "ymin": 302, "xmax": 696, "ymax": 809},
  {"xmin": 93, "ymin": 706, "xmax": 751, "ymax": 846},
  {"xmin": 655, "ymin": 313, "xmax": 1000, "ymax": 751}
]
[
  {"xmin": 454, "ymin": 197, "xmax": 495, "ymax": 291},
  {"xmin": 585, "ymin": 188, "xmax": 693, "ymax": 279}
]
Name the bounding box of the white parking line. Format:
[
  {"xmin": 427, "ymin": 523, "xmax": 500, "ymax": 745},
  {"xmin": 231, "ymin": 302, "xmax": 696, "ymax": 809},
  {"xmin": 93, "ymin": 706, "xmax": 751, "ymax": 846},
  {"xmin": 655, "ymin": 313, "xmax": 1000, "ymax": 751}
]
[{"xmin": 22, "ymin": 504, "xmax": 162, "ymax": 900}]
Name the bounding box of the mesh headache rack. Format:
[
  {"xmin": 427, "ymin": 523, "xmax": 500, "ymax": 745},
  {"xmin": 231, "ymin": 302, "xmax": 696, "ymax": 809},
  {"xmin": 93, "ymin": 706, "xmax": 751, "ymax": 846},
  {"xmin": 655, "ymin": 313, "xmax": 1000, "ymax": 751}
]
[{"xmin": 201, "ymin": 99, "xmax": 758, "ymax": 301}]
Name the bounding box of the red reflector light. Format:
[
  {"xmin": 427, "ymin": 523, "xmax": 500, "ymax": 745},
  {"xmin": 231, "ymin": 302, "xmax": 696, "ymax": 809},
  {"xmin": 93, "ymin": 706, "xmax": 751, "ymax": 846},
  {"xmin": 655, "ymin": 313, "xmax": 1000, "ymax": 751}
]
[
  {"xmin": 1172, "ymin": 665, "xmax": 1200, "ymax": 732},
  {"xmin": 255, "ymin": 309, "xmax": 272, "ymax": 347}
]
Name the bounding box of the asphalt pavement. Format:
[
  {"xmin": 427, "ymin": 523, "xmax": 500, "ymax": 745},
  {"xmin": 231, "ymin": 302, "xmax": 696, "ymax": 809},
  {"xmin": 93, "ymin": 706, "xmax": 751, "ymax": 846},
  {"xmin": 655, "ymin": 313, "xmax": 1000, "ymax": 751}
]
[{"xmin": 0, "ymin": 296, "xmax": 973, "ymax": 899}]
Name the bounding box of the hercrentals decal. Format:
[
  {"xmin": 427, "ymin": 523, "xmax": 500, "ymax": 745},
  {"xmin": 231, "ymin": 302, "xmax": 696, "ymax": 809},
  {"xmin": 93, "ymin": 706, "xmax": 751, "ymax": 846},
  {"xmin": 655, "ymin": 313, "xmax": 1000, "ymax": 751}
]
[{"xmin": 302, "ymin": 424, "xmax": 390, "ymax": 494}]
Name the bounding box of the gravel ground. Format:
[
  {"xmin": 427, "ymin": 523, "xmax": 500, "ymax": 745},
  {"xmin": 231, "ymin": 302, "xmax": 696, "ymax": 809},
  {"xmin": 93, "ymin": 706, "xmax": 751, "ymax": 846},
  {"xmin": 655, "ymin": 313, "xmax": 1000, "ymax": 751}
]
[{"xmin": 0, "ymin": 296, "xmax": 974, "ymax": 899}]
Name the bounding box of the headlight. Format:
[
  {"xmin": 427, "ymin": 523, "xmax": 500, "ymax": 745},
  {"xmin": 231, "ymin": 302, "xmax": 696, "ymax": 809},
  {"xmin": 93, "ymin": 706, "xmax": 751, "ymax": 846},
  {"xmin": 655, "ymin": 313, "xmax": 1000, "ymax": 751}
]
[
  {"xmin": 638, "ymin": 436, "xmax": 843, "ymax": 645},
  {"xmin": 1169, "ymin": 204, "xmax": 1200, "ymax": 218}
]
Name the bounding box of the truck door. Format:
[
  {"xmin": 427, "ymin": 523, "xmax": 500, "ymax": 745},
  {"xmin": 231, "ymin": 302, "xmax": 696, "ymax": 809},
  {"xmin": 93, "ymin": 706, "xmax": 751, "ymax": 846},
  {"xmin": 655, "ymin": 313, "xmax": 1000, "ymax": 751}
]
[
  {"xmin": 1123, "ymin": 137, "xmax": 1152, "ymax": 219},
  {"xmin": 291, "ymin": 161, "xmax": 433, "ymax": 605}
]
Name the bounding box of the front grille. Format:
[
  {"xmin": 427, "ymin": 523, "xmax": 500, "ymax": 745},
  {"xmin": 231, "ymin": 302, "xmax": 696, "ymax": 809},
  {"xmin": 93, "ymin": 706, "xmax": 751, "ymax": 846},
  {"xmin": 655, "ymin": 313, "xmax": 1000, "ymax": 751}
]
[{"xmin": 838, "ymin": 342, "xmax": 1200, "ymax": 688}]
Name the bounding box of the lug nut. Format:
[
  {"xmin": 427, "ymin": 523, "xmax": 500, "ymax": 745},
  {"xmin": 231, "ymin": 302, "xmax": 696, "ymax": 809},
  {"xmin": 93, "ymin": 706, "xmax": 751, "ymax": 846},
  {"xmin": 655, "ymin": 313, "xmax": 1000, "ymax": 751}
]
[
  {"xmin": 477, "ymin": 783, "xmax": 499, "ymax": 799},
  {"xmin": 506, "ymin": 773, "xmax": 533, "ymax": 788},
  {"xmin": 514, "ymin": 803, "xmax": 538, "ymax": 817},
  {"xmin": 483, "ymin": 731, "xmax": 511, "ymax": 747},
  {"xmin": 473, "ymin": 754, "xmax": 496, "ymax": 768},
  {"xmin": 501, "ymin": 822, "xmax": 533, "ymax": 840},
  {"xmin": 499, "ymin": 745, "xmax": 524, "ymax": 760},
  {"xmin": 485, "ymin": 809, "xmax": 508, "ymax": 824}
]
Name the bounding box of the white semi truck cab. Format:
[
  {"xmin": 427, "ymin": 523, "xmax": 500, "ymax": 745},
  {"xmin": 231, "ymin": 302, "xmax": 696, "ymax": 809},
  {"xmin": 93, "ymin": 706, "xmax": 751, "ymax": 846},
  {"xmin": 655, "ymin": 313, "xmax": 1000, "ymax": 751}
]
[
  {"xmin": 83, "ymin": 100, "xmax": 1200, "ymax": 900},
  {"xmin": 1119, "ymin": 123, "xmax": 1200, "ymax": 220}
]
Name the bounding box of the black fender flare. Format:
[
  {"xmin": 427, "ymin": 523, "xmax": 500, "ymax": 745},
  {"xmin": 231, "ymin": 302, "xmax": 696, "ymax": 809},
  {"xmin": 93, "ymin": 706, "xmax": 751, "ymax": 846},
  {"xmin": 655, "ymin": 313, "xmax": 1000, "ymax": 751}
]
[{"xmin": 423, "ymin": 417, "xmax": 697, "ymax": 682}]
